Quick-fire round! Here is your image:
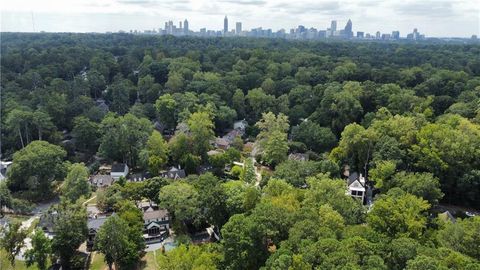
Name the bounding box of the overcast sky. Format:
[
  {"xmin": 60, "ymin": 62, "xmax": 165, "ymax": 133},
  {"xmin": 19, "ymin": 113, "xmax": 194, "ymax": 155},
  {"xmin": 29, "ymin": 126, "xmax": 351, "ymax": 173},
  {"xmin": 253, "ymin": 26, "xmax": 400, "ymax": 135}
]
[{"xmin": 1, "ymin": 0, "xmax": 479, "ymax": 37}]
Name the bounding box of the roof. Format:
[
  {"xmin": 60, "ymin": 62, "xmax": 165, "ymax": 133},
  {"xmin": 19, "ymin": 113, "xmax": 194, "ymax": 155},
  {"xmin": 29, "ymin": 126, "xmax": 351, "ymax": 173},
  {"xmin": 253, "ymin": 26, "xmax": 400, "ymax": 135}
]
[
  {"xmin": 143, "ymin": 209, "xmax": 169, "ymax": 221},
  {"xmin": 347, "ymin": 172, "xmax": 359, "ymax": 186},
  {"xmin": 111, "ymin": 163, "xmax": 127, "ymax": 173},
  {"xmin": 215, "ymin": 137, "xmax": 229, "ymax": 147},
  {"xmin": 88, "ymin": 216, "xmax": 109, "ymax": 231},
  {"xmin": 288, "ymin": 153, "xmax": 309, "ymax": 161},
  {"xmin": 129, "ymin": 173, "xmax": 147, "ymax": 182},
  {"xmin": 438, "ymin": 211, "xmax": 456, "ymax": 223},
  {"xmin": 161, "ymin": 167, "xmax": 186, "ymax": 179},
  {"xmin": 90, "ymin": 175, "xmax": 114, "ymax": 187},
  {"xmin": 153, "ymin": 121, "xmax": 165, "ymax": 133}
]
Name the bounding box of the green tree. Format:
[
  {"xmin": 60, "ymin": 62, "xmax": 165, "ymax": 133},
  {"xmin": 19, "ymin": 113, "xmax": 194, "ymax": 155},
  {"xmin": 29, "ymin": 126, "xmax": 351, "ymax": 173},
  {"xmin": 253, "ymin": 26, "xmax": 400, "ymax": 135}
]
[
  {"xmin": 168, "ymin": 132, "xmax": 193, "ymax": 164},
  {"xmin": 25, "ymin": 229, "xmax": 52, "ymax": 270},
  {"xmin": 438, "ymin": 216, "xmax": 480, "ymax": 260},
  {"xmin": 95, "ymin": 215, "xmax": 140, "ymax": 270},
  {"xmin": 221, "ymin": 214, "xmax": 268, "ymax": 270},
  {"xmin": 393, "ymin": 172, "xmax": 444, "ymax": 205},
  {"xmin": 241, "ymin": 158, "xmax": 257, "ymax": 184},
  {"xmin": 330, "ymin": 123, "xmax": 377, "ymax": 174},
  {"xmin": 155, "ymin": 94, "xmax": 177, "ymax": 129},
  {"xmin": 187, "ymin": 111, "xmax": 215, "ymax": 158},
  {"xmin": 7, "ymin": 140, "xmax": 67, "ymax": 200},
  {"xmin": 155, "ymin": 244, "xmax": 221, "ymax": 270},
  {"xmin": 0, "ymin": 222, "xmax": 27, "ymax": 266},
  {"xmin": 62, "ymin": 163, "xmax": 91, "ymax": 202},
  {"xmin": 232, "ymin": 89, "xmax": 246, "ymax": 119},
  {"xmin": 0, "ymin": 182, "xmax": 12, "ymax": 218},
  {"xmin": 367, "ymin": 191, "xmax": 430, "ymax": 239},
  {"xmin": 108, "ymin": 77, "xmax": 133, "ymax": 115},
  {"xmin": 255, "ymin": 112, "xmax": 290, "ymax": 166},
  {"xmin": 98, "ymin": 113, "xmax": 153, "ymax": 167},
  {"xmin": 141, "ymin": 131, "xmax": 169, "ymax": 175},
  {"xmin": 158, "ymin": 182, "xmax": 199, "ymax": 222},
  {"xmin": 303, "ymin": 174, "xmax": 365, "ymax": 224},
  {"xmin": 72, "ymin": 116, "xmax": 100, "ymax": 152},
  {"xmin": 51, "ymin": 199, "xmax": 88, "ymax": 268},
  {"xmin": 291, "ymin": 120, "xmax": 337, "ymax": 153}
]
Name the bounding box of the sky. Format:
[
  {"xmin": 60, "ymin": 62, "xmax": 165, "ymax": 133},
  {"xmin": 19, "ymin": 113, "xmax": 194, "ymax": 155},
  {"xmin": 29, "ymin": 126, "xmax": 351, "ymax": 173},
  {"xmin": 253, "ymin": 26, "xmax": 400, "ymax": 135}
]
[{"xmin": 1, "ymin": 0, "xmax": 479, "ymax": 37}]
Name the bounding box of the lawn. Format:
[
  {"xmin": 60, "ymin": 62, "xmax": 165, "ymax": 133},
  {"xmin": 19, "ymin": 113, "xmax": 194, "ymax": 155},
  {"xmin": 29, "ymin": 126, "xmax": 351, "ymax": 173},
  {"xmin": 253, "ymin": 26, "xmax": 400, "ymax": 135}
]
[
  {"xmin": 89, "ymin": 252, "xmax": 106, "ymax": 270},
  {"xmin": 88, "ymin": 251, "xmax": 157, "ymax": 270},
  {"xmin": 0, "ymin": 250, "xmax": 38, "ymax": 270}
]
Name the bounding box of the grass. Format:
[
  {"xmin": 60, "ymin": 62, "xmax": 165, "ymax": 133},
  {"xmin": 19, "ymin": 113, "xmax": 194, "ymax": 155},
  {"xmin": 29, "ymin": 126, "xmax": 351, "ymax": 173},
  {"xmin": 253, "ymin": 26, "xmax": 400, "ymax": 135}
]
[
  {"xmin": 0, "ymin": 250, "xmax": 39, "ymax": 270},
  {"xmin": 88, "ymin": 251, "xmax": 158, "ymax": 270},
  {"xmin": 89, "ymin": 252, "xmax": 107, "ymax": 270},
  {"xmin": 140, "ymin": 252, "xmax": 157, "ymax": 270}
]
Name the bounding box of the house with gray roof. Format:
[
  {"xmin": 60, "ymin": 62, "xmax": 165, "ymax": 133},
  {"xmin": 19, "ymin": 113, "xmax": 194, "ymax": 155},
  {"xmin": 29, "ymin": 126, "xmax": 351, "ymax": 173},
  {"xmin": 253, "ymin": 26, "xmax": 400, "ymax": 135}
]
[
  {"xmin": 87, "ymin": 216, "xmax": 109, "ymax": 251},
  {"xmin": 89, "ymin": 175, "xmax": 114, "ymax": 188},
  {"xmin": 161, "ymin": 167, "xmax": 186, "ymax": 180}
]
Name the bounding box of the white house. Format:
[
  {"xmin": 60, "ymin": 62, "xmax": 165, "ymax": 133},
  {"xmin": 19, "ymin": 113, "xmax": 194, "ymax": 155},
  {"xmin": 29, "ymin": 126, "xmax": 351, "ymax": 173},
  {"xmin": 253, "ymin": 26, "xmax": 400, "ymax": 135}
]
[
  {"xmin": 110, "ymin": 163, "xmax": 129, "ymax": 180},
  {"xmin": 0, "ymin": 161, "xmax": 13, "ymax": 181},
  {"xmin": 346, "ymin": 172, "xmax": 366, "ymax": 203},
  {"xmin": 233, "ymin": 120, "xmax": 248, "ymax": 131}
]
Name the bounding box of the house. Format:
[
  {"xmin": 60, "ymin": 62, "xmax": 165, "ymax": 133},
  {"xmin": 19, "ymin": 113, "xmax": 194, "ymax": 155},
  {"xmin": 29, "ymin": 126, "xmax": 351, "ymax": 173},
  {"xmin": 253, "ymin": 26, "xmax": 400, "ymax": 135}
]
[
  {"xmin": 87, "ymin": 216, "xmax": 109, "ymax": 251},
  {"xmin": 143, "ymin": 209, "xmax": 170, "ymax": 243},
  {"xmin": 346, "ymin": 172, "xmax": 366, "ymax": 203},
  {"xmin": 137, "ymin": 201, "xmax": 158, "ymax": 212},
  {"xmin": 288, "ymin": 153, "xmax": 309, "ymax": 161},
  {"xmin": 90, "ymin": 175, "xmax": 115, "ymax": 188},
  {"xmin": 38, "ymin": 210, "xmax": 58, "ymax": 237},
  {"xmin": 0, "ymin": 161, "xmax": 13, "ymax": 181},
  {"xmin": 233, "ymin": 120, "xmax": 248, "ymax": 131},
  {"xmin": 161, "ymin": 167, "xmax": 186, "ymax": 180},
  {"xmin": 153, "ymin": 121, "xmax": 165, "ymax": 134},
  {"xmin": 438, "ymin": 211, "xmax": 456, "ymax": 223},
  {"xmin": 111, "ymin": 163, "xmax": 129, "ymax": 180},
  {"xmin": 95, "ymin": 99, "xmax": 109, "ymax": 114},
  {"xmin": 128, "ymin": 172, "xmax": 149, "ymax": 182},
  {"xmin": 214, "ymin": 137, "xmax": 230, "ymax": 150}
]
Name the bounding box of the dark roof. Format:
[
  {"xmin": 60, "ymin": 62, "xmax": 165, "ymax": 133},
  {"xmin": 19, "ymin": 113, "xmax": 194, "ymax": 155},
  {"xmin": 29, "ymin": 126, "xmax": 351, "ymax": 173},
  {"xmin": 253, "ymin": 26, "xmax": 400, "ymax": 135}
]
[
  {"xmin": 348, "ymin": 172, "xmax": 359, "ymax": 186},
  {"xmin": 161, "ymin": 167, "xmax": 186, "ymax": 179},
  {"xmin": 88, "ymin": 216, "xmax": 109, "ymax": 231},
  {"xmin": 128, "ymin": 172, "xmax": 148, "ymax": 182},
  {"xmin": 111, "ymin": 163, "xmax": 127, "ymax": 173}
]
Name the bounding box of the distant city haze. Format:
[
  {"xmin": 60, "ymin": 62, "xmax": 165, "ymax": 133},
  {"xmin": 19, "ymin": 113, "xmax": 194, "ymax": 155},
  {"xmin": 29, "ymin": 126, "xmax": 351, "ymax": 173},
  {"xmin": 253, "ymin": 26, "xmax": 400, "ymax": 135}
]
[{"xmin": 1, "ymin": 0, "xmax": 479, "ymax": 37}]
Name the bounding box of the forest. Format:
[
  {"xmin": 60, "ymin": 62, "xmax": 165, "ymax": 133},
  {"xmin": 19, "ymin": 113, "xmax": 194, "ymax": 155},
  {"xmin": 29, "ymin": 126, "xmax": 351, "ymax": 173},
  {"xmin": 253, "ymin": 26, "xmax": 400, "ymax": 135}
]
[{"xmin": 0, "ymin": 32, "xmax": 479, "ymax": 269}]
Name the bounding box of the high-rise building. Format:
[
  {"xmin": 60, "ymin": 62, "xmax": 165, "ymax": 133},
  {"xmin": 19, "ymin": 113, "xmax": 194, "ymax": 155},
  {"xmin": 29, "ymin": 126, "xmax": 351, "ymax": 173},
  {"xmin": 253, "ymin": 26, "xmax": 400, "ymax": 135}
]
[
  {"xmin": 356, "ymin": 31, "xmax": 364, "ymax": 39},
  {"xmin": 224, "ymin": 16, "xmax": 228, "ymax": 35},
  {"xmin": 184, "ymin": 19, "xmax": 189, "ymax": 35},
  {"xmin": 330, "ymin": 20, "xmax": 337, "ymax": 32},
  {"xmin": 376, "ymin": 31, "xmax": 381, "ymax": 39},
  {"xmin": 236, "ymin": 22, "xmax": 242, "ymax": 35},
  {"xmin": 392, "ymin": 31, "xmax": 400, "ymax": 39},
  {"xmin": 344, "ymin": 19, "xmax": 353, "ymax": 38}
]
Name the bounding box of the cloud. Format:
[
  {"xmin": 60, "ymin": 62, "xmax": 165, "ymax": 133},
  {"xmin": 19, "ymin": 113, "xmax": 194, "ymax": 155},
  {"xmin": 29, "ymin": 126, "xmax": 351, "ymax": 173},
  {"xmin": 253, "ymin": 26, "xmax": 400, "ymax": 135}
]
[
  {"xmin": 218, "ymin": 0, "xmax": 266, "ymax": 5},
  {"xmin": 270, "ymin": 0, "xmax": 349, "ymax": 15},
  {"xmin": 393, "ymin": 0, "xmax": 456, "ymax": 17}
]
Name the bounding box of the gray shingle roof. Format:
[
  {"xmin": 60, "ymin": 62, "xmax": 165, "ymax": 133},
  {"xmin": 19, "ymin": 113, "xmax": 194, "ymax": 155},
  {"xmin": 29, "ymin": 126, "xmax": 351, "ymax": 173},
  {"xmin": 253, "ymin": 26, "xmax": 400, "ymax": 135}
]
[{"xmin": 111, "ymin": 163, "xmax": 127, "ymax": 173}]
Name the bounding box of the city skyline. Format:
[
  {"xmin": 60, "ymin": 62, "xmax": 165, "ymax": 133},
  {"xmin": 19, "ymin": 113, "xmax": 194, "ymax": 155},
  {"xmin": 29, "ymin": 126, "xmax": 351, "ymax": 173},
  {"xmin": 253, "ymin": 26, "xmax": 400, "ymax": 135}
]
[{"xmin": 1, "ymin": 0, "xmax": 479, "ymax": 37}]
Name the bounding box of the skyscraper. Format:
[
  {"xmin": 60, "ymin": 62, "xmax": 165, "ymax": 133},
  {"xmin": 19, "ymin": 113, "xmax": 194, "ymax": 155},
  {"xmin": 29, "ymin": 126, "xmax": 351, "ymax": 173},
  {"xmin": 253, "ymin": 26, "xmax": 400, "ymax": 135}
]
[
  {"xmin": 344, "ymin": 19, "xmax": 353, "ymax": 38},
  {"xmin": 330, "ymin": 20, "xmax": 337, "ymax": 32},
  {"xmin": 392, "ymin": 31, "xmax": 400, "ymax": 39},
  {"xmin": 184, "ymin": 19, "xmax": 189, "ymax": 35},
  {"xmin": 236, "ymin": 22, "xmax": 242, "ymax": 35},
  {"xmin": 224, "ymin": 16, "xmax": 228, "ymax": 35}
]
